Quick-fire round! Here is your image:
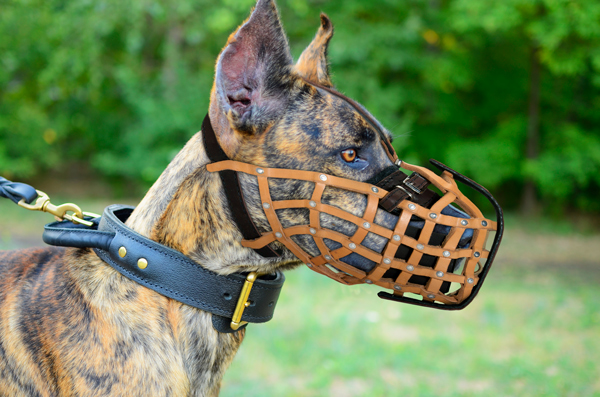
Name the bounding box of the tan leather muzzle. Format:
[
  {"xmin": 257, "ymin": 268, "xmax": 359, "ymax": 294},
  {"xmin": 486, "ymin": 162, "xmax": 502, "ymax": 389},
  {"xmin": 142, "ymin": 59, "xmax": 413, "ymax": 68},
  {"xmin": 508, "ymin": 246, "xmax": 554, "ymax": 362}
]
[{"xmin": 207, "ymin": 158, "xmax": 503, "ymax": 310}]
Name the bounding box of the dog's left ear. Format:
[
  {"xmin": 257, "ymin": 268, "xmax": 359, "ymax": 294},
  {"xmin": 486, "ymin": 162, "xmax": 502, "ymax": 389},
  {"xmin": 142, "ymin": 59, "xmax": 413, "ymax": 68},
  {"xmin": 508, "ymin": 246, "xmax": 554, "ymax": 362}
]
[
  {"xmin": 214, "ymin": 0, "xmax": 293, "ymax": 136},
  {"xmin": 294, "ymin": 13, "xmax": 334, "ymax": 87}
]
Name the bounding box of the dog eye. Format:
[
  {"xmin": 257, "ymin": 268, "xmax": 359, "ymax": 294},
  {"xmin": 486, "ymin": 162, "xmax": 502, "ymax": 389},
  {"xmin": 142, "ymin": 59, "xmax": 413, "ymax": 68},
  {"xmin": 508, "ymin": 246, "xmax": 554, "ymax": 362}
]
[{"xmin": 340, "ymin": 149, "xmax": 357, "ymax": 163}]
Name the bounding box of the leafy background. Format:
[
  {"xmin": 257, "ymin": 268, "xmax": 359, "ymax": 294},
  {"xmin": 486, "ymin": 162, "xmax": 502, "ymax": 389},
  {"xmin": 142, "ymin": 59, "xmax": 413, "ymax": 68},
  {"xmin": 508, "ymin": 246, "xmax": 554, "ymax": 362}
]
[{"xmin": 2, "ymin": 0, "xmax": 600, "ymax": 216}]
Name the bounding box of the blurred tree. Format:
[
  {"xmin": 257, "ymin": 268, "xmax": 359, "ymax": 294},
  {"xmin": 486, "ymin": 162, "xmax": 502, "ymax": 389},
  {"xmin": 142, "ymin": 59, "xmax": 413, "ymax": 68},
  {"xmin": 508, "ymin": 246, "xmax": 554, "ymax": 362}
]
[{"xmin": 0, "ymin": 0, "xmax": 599, "ymax": 215}]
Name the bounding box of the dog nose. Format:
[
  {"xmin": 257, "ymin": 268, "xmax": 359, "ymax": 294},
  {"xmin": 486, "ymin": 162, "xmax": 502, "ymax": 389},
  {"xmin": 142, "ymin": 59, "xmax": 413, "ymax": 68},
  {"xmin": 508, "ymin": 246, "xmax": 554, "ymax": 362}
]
[{"xmin": 337, "ymin": 203, "xmax": 473, "ymax": 274}]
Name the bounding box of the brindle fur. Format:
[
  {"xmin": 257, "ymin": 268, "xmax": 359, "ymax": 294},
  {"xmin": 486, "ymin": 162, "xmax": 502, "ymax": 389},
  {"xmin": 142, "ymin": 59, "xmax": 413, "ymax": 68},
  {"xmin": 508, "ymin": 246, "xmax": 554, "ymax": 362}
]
[{"xmin": 0, "ymin": 1, "xmax": 396, "ymax": 395}]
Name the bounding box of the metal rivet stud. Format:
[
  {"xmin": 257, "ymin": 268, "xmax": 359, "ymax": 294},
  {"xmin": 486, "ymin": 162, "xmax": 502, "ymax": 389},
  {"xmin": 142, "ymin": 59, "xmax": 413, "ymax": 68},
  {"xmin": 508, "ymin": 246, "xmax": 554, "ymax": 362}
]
[
  {"xmin": 363, "ymin": 222, "xmax": 371, "ymax": 229},
  {"xmin": 319, "ymin": 174, "xmax": 327, "ymax": 181},
  {"xmin": 482, "ymin": 220, "xmax": 488, "ymax": 226},
  {"xmin": 394, "ymin": 285, "xmax": 402, "ymax": 291},
  {"xmin": 307, "ymin": 263, "xmax": 313, "ymax": 268},
  {"xmin": 406, "ymin": 265, "xmax": 414, "ymax": 271},
  {"xmin": 427, "ymin": 294, "xmax": 435, "ymax": 299},
  {"xmin": 474, "ymin": 251, "xmax": 481, "ymax": 258},
  {"xmin": 416, "ymin": 244, "xmax": 424, "ymax": 250},
  {"xmin": 275, "ymin": 232, "xmax": 283, "ymax": 238},
  {"xmin": 137, "ymin": 258, "xmax": 148, "ymax": 269},
  {"xmin": 309, "ymin": 228, "xmax": 317, "ymax": 235},
  {"xmin": 256, "ymin": 168, "xmax": 264, "ymax": 174},
  {"xmin": 383, "ymin": 258, "xmax": 392, "ymax": 265},
  {"xmin": 371, "ymin": 187, "xmax": 379, "ymax": 193},
  {"xmin": 393, "ymin": 235, "xmax": 401, "ymax": 241},
  {"xmin": 324, "ymin": 255, "xmax": 332, "ymax": 261},
  {"xmin": 429, "ymin": 213, "xmax": 438, "ymax": 219},
  {"xmin": 408, "ymin": 203, "xmax": 417, "ymax": 211},
  {"xmin": 436, "ymin": 271, "xmax": 444, "ymax": 277},
  {"xmin": 263, "ymin": 202, "xmax": 270, "ymax": 209},
  {"xmin": 467, "ymin": 278, "xmax": 474, "ymax": 284},
  {"xmin": 365, "ymin": 280, "xmax": 373, "ymax": 284},
  {"xmin": 349, "ymin": 243, "xmax": 357, "ymax": 250},
  {"xmin": 461, "ymin": 220, "xmax": 468, "ymax": 226},
  {"xmin": 309, "ymin": 201, "xmax": 317, "ymax": 208},
  {"xmin": 118, "ymin": 246, "xmax": 127, "ymax": 258},
  {"xmin": 443, "ymin": 250, "xmax": 451, "ymax": 258}
]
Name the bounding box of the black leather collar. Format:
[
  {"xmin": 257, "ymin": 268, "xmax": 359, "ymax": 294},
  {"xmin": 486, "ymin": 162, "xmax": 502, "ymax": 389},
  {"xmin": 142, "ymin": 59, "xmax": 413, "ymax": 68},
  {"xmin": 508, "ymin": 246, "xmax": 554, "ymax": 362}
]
[{"xmin": 43, "ymin": 204, "xmax": 285, "ymax": 333}]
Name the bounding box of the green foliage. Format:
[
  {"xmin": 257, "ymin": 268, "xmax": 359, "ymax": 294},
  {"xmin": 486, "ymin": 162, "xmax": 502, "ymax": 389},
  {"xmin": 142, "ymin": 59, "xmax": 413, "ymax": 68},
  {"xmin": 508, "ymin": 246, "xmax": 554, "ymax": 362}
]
[{"xmin": 1, "ymin": 0, "xmax": 599, "ymax": 212}]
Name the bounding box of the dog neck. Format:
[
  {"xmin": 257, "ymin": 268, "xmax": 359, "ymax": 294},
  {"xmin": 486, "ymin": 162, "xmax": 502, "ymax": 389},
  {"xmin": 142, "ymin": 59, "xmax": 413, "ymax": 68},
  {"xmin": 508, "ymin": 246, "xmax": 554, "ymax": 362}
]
[{"xmin": 124, "ymin": 104, "xmax": 283, "ymax": 276}]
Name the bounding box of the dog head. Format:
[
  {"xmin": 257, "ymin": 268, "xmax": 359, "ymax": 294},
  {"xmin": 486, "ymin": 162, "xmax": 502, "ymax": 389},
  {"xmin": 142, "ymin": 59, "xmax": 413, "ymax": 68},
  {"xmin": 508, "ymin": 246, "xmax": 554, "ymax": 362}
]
[
  {"xmin": 208, "ymin": 0, "xmax": 402, "ymax": 270},
  {"xmin": 138, "ymin": 0, "xmax": 501, "ymax": 308}
]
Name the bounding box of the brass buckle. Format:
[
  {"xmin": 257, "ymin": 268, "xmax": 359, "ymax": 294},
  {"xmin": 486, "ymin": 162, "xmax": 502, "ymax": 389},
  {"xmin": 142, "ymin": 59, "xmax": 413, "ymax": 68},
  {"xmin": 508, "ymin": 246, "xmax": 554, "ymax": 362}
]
[
  {"xmin": 230, "ymin": 271, "xmax": 259, "ymax": 331},
  {"xmin": 17, "ymin": 189, "xmax": 100, "ymax": 227}
]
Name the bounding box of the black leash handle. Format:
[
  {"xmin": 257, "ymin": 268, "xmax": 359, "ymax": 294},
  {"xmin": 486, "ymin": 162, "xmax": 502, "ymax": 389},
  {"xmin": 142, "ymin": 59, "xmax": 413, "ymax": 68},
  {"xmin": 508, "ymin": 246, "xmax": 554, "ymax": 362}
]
[{"xmin": 0, "ymin": 176, "xmax": 38, "ymax": 205}]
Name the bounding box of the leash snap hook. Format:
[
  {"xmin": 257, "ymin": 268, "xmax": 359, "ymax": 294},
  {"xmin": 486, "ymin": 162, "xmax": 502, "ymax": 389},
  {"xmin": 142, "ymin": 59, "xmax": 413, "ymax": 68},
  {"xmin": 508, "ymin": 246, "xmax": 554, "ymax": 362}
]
[
  {"xmin": 17, "ymin": 189, "xmax": 99, "ymax": 227},
  {"xmin": 230, "ymin": 271, "xmax": 259, "ymax": 331}
]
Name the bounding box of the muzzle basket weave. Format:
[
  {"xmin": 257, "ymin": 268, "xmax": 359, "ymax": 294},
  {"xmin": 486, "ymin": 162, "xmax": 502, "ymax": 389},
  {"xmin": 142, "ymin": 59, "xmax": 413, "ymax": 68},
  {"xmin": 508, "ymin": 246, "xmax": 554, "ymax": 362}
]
[{"xmin": 207, "ymin": 159, "xmax": 499, "ymax": 308}]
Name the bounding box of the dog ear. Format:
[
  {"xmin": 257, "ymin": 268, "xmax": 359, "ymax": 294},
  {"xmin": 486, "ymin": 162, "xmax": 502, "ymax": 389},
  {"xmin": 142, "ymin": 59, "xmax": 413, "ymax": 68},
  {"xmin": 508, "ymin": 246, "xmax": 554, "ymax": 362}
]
[
  {"xmin": 214, "ymin": 0, "xmax": 293, "ymax": 135},
  {"xmin": 294, "ymin": 13, "xmax": 334, "ymax": 87}
]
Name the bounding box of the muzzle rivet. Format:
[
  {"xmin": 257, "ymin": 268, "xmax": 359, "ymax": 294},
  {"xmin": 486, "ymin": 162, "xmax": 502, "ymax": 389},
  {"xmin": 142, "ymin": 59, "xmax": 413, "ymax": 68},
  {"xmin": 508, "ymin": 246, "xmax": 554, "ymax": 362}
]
[
  {"xmin": 309, "ymin": 200, "xmax": 317, "ymax": 208},
  {"xmin": 319, "ymin": 174, "xmax": 328, "ymax": 181},
  {"xmin": 349, "ymin": 243, "xmax": 357, "ymax": 250},
  {"xmin": 429, "ymin": 213, "xmax": 438, "ymax": 219},
  {"xmin": 256, "ymin": 168, "xmax": 264, "ymax": 174},
  {"xmin": 363, "ymin": 222, "xmax": 371, "ymax": 229},
  {"xmin": 408, "ymin": 203, "xmax": 417, "ymax": 211},
  {"xmin": 307, "ymin": 263, "xmax": 313, "ymax": 268},
  {"xmin": 436, "ymin": 271, "xmax": 444, "ymax": 277},
  {"xmin": 309, "ymin": 228, "xmax": 317, "ymax": 235},
  {"xmin": 393, "ymin": 234, "xmax": 401, "ymax": 241},
  {"xmin": 324, "ymin": 255, "xmax": 332, "ymax": 261},
  {"xmin": 416, "ymin": 243, "xmax": 424, "ymax": 250},
  {"xmin": 461, "ymin": 220, "xmax": 468, "ymax": 226},
  {"xmin": 406, "ymin": 265, "xmax": 414, "ymax": 271},
  {"xmin": 263, "ymin": 202, "xmax": 270, "ymax": 209},
  {"xmin": 467, "ymin": 278, "xmax": 474, "ymax": 284},
  {"xmin": 443, "ymin": 250, "xmax": 451, "ymax": 258},
  {"xmin": 427, "ymin": 294, "xmax": 435, "ymax": 299},
  {"xmin": 118, "ymin": 246, "xmax": 127, "ymax": 258},
  {"xmin": 365, "ymin": 280, "xmax": 373, "ymax": 284},
  {"xmin": 275, "ymin": 232, "xmax": 283, "ymax": 238},
  {"xmin": 371, "ymin": 187, "xmax": 379, "ymax": 193},
  {"xmin": 394, "ymin": 285, "xmax": 402, "ymax": 291},
  {"xmin": 482, "ymin": 220, "xmax": 488, "ymax": 226},
  {"xmin": 474, "ymin": 251, "xmax": 481, "ymax": 258},
  {"xmin": 383, "ymin": 258, "xmax": 391, "ymax": 265}
]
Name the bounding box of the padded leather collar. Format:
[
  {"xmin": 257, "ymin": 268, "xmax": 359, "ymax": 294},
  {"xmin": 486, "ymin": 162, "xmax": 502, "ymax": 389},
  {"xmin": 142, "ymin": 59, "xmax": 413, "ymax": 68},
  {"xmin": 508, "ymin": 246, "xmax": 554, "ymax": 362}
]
[{"xmin": 43, "ymin": 204, "xmax": 285, "ymax": 333}]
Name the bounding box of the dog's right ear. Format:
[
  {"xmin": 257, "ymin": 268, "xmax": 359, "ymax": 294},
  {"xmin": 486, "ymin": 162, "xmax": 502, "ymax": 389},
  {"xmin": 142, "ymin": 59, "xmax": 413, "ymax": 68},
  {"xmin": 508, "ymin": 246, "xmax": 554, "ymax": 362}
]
[
  {"xmin": 214, "ymin": 0, "xmax": 293, "ymax": 136},
  {"xmin": 294, "ymin": 13, "xmax": 334, "ymax": 87}
]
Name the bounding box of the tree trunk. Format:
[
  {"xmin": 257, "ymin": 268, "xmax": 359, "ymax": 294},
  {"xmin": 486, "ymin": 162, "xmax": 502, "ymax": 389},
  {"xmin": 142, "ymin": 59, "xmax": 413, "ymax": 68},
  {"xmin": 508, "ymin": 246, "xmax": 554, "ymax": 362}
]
[{"xmin": 520, "ymin": 45, "xmax": 541, "ymax": 216}]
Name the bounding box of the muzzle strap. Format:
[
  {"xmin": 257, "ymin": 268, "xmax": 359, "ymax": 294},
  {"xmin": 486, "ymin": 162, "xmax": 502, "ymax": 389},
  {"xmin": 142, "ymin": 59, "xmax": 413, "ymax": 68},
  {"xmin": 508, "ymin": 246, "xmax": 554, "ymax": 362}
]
[
  {"xmin": 375, "ymin": 169, "xmax": 439, "ymax": 212},
  {"xmin": 201, "ymin": 115, "xmax": 281, "ymax": 258}
]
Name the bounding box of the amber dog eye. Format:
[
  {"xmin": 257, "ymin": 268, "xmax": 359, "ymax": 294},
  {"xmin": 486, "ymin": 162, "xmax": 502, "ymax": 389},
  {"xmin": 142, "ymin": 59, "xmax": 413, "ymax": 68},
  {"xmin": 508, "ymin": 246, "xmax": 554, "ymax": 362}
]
[{"xmin": 340, "ymin": 148, "xmax": 357, "ymax": 163}]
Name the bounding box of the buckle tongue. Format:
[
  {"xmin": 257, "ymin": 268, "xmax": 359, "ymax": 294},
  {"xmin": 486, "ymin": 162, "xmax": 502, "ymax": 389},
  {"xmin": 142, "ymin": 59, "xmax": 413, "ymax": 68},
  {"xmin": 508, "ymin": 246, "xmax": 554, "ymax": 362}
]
[{"xmin": 230, "ymin": 272, "xmax": 258, "ymax": 330}]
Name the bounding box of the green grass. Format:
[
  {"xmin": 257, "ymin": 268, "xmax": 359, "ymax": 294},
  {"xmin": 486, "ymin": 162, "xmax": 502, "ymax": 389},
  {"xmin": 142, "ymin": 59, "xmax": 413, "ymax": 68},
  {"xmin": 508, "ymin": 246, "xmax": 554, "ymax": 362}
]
[
  {"xmin": 220, "ymin": 263, "xmax": 600, "ymax": 397},
  {"xmin": 1, "ymin": 198, "xmax": 599, "ymax": 396},
  {"xmin": 221, "ymin": 220, "xmax": 600, "ymax": 397}
]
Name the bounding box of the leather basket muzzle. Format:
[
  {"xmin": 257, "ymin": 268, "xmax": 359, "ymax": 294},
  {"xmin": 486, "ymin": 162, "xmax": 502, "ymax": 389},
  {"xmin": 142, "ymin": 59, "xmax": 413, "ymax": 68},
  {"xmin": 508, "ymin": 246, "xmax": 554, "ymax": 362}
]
[{"xmin": 207, "ymin": 158, "xmax": 503, "ymax": 310}]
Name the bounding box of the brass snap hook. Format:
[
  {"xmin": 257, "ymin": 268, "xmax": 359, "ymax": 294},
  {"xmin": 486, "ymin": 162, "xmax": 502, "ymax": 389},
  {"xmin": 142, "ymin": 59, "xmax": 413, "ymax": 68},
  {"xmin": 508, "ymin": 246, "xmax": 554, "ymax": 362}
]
[{"xmin": 17, "ymin": 190, "xmax": 100, "ymax": 227}]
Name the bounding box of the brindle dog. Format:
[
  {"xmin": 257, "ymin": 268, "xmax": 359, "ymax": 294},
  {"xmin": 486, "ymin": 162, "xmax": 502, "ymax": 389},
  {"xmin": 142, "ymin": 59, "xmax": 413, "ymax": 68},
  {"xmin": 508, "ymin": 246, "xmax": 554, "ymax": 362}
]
[{"xmin": 0, "ymin": 0, "xmax": 398, "ymax": 395}]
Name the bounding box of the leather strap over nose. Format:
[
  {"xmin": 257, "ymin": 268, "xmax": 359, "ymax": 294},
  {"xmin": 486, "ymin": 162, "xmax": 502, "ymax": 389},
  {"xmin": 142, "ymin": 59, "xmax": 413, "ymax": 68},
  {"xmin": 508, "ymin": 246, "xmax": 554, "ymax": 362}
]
[{"xmin": 371, "ymin": 167, "xmax": 439, "ymax": 212}]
